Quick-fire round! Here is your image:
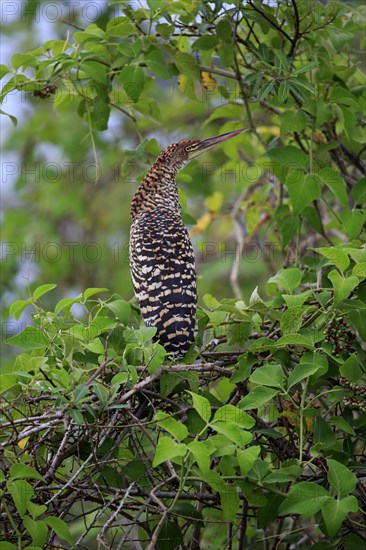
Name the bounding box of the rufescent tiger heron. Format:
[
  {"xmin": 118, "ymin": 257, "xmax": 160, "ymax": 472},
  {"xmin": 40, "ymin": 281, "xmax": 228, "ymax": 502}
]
[{"xmin": 129, "ymin": 128, "xmax": 245, "ymax": 357}]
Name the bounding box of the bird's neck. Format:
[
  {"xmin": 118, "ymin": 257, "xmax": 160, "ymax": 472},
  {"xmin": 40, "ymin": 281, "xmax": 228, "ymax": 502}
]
[{"xmin": 130, "ymin": 162, "xmax": 181, "ymax": 220}]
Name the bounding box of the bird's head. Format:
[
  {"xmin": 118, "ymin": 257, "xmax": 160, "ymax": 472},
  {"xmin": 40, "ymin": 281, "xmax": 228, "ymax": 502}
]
[{"xmin": 159, "ymin": 128, "xmax": 246, "ymax": 173}]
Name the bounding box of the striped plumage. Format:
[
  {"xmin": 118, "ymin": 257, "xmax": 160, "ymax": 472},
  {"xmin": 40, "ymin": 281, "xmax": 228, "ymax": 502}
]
[{"xmin": 129, "ymin": 129, "xmax": 245, "ymax": 357}]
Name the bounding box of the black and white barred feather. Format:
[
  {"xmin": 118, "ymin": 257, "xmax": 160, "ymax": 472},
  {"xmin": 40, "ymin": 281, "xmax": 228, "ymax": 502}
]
[{"xmin": 129, "ymin": 140, "xmax": 198, "ymax": 356}]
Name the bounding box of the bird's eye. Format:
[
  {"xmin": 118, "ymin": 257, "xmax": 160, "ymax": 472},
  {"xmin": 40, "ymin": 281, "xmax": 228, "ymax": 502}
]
[{"xmin": 185, "ymin": 145, "xmax": 192, "ymax": 152}]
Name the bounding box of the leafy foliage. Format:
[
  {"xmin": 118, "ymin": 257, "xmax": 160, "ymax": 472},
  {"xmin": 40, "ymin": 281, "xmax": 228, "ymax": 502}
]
[
  {"xmin": 2, "ymin": 257, "xmax": 365, "ymax": 548},
  {"xmin": 1, "ymin": 0, "xmax": 365, "ymax": 548}
]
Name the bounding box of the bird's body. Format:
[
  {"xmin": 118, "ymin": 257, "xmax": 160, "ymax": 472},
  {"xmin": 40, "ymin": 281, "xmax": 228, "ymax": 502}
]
[{"xmin": 129, "ymin": 129, "xmax": 244, "ymax": 357}]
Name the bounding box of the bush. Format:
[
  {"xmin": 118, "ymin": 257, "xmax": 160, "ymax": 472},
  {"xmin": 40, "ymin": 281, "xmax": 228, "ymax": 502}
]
[{"xmin": 2, "ymin": 258, "xmax": 366, "ymax": 548}]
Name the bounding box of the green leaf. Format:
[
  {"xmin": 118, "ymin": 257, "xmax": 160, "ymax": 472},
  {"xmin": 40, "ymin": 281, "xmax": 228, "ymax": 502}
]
[
  {"xmin": 230, "ymin": 354, "xmax": 257, "ymax": 383},
  {"xmin": 82, "ymin": 60, "xmax": 108, "ymax": 84},
  {"xmin": 174, "ymin": 52, "xmax": 200, "ymax": 78},
  {"xmin": 55, "ymin": 296, "xmax": 80, "ymax": 315},
  {"xmin": 9, "ymin": 464, "xmax": 45, "ymax": 482},
  {"xmin": 44, "ymin": 39, "xmax": 69, "ymax": 55},
  {"xmin": 106, "ymin": 299, "xmax": 131, "ymax": 324},
  {"xmin": 353, "ymin": 262, "xmax": 366, "ymax": 278},
  {"xmin": 92, "ymin": 381, "xmax": 109, "ymax": 403},
  {"xmin": 248, "ymin": 337, "xmax": 276, "ymax": 353},
  {"xmin": 266, "ymin": 146, "xmax": 308, "ymax": 168},
  {"xmin": 106, "ymin": 17, "xmax": 135, "ymax": 37},
  {"xmin": 187, "ymin": 391, "xmax": 211, "ymax": 422},
  {"xmin": 172, "ymin": 502, "xmax": 203, "ymax": 524},
  {"xmin": 329, "ymin": 417, "xmax": 356, "ymax": 436},
  {"xmin": 11, "ymin": 53, "xmax": 38, "ymax": 70},
  {"xmin": 285, "ymin": 173, "xmax": 320, "ymax": 213},
  {"xmin": 85, "ymin": 338, "xmax": 105, "ymax": 354},
  {"xmin": 119, "ymin": 66, "xmax": 145, "ymax": 102},
  {"xmin": 212, "ymin": 422, "xmax": 252, "ymax": 445},
  {"xmin": 265, "ymin": 465, "xmax": 303, "ymax": 484},
  {"xmin": 192, "ymin": 36, "xmax": 218, "ymax": 51},
  {"xmin": 280, "ymin": 306, "xmax": 305, "ymax": 335},
  {"xmin": 205, "ymin": 103, "xmax": 243, "ymax": 125},
  {"xmin": 322, "ymin": 495, "xmax": 358, "ymax": 537},
  {"xmin": 328, "ymin": 270, "xmax": 359, "ymax": 303},
  {"xmin": 277, "ymin": 81, "xmax": 289, "ymax": 102},
  {"xmin": 7, "ymin": 479, "xmax": 35, "ymax": 517},
  {"xmin": 145, "ymin": 50, "xmax": 170, "ymax": 80},
  {"xmin": 313, "ymin": 247, "xmax": 350, "ymax": 273},
  {"xmin": 124, "ymin": 326, "xmax": 156, "ymax": 345},
  {"xmin": 220, "ymin": 484, "xmax": 240, "ymax": 520},
  {"xmin": 212, "ymin": 405, "xmax": 254, "ymax": 428},
  {"xmin": 237, "ymin": 446, "xmax": 261, "ymax": 476},
  {"xmin": 203, "ymin": 293, "xmax": 220, "ymax": 310},
  {"xmin": 87, "ymin": 317, "xmax": 116, "ymax": 339},
  {"xmin": 73, "ymin": 383, "xmax": 89, "ymax": 404},
  {"xmin": 292, "ymin": 61, "xmax": 319, "ymax": 75},
  {"xmin": 9, "ymin": 298, "xmax": 32, "ymax": 320},
  {"xmin": 249, "ymin": 363, "xmax": 284, "ymax": 389},
  {"xmin": 287, "ymin": 362, "xmax": 323, "ymax": 389},
  {"xmin": 74, "ymin": 28, "xmax": 104, "ymax": 44},
  {"xmin": 327, "ymin": 459, "xmax": 357, "ymax": 496},
  {"xmin": 33, "ymin": 283, "xmax": 57, "ymax": 301},
  {"xmin": 156, "ymin": 23, "xmax": 173, "ymax": 39},
  {"xmin": 0, "ymin": 108, "xmax": 17, "ymax": 126},
  {"xmin": 276, "ymin": 333, "xmax": 314, "ymax": 349},
  {"xmin": 160, "ymin": 372, "xmax": 181, "ymax": 398},
  {"xmin": 340, "ymin": 353, "xmax": 363, "ymax": 382},
  {"xmin": 23, "ymin": 517, "xmax": 48, "ymax": 548},
  {"xmin": 279, "ymin": 482, "xmax": 329, "ymax": 518},
  {"xmin": 240, "ymin": 387, "xmax": 279, "ymax": 410},
  {"xmin": 88, "ymin": 98, "xmax": 110, "ymax": 131},
  {"xmin": 280, "ymin": 110, "xmax": 307, "ymax": 135},
  {"xmin": 196, "ymin": 470, "xmax": 223, "ymax": 493},
  {"xmin": 156, "ymin": 520, "xmax": 183, "ymax": 550},
  {"xmin": 177, "ymin": 74, "xmax": 196, "ymax": 99},
  {"xmin": 83, "ymin": 287, "xmax": 108, "ymax": 301},
  {"xmin": 339, "ymin": 210, "xmax": 365, "ymax": 240},
  {"xmin": 44, "ymin": 516, "xmax": 75, "ymax": 545},
  {"xmin": 0, "ymin": 64, "xmax": 10, "ymax": 79},
  {"xmin": 314, "ymin": 416, "xmax": 336, "ymax": 448},
  {"xmin": 155, "ymin": 411, "xmax": 188, "ymax": 442},
  {"xmin": 268, "ymin": 268, "xmax": 302, "ymax": 293},
  {"xmin": 4, "ymin": 327, "xmax": 48, "ymax": 350},
  {"xmin": 256, "ymin": 80, "xmax": 275, "ymax": 101},
  {"xmin": 188, "ymin": 441, "xmax": 210, "ymax": 472},
  {"xmin": 289, "ymin": 77, "xmax": 316, "ymax": 96},
  {"xmin": 153, "ymin": 436, "xmax": 186, "ymax": 467},
  {"xmin": 216, "ymin": 19, "xmax": 232, "ymax": 40},
  {"xmin": 0, "ymin": 374, "xmax": 18, "ymax": 393},
  {"xmin": 146, "ymin": 343, "xmax": 166, "ymax": 373},
  {"xmin": 352, "ymin": 176, "xmax": 366, "ymax": 205}
]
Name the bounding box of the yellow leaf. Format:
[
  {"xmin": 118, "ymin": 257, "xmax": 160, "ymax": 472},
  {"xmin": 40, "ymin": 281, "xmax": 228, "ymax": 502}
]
[
  {"xmin": 190, "ymin": 212, "xmax": 214, "ymax": 236},
  {"xmin": 204, "ymin": 191, "xmax": 223, "ymax": 212},
  {"xmin": 246, "ymin": 204, "xmax": 259, "ymax": 236},
  {"xmin": 305, "ymin": 417, "xmax": 314, "ymax": 432},
  {"xmin": 18, "ymin": 436, "xmax": 30, "ymax": 449},
  {"xmin": 312, "ymin": 130, "xmax": 327, "ymax": 144},
  {"xmin": 257, "ymin": 125, "xmax": 280, "ymax": 137},
  {"xmin": 200, "ymin": 71, "xmax": 217, "ymax": 92}
]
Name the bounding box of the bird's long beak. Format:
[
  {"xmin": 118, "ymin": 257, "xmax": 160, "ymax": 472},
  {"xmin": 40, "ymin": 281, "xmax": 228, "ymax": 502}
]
[
  {"xmin": 197, "ymin": 128, "xmax": 246, "ymax": 150},
  {"xmin": 187, "ymin": 128, "xmax": 246, "ymax": 160}
]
